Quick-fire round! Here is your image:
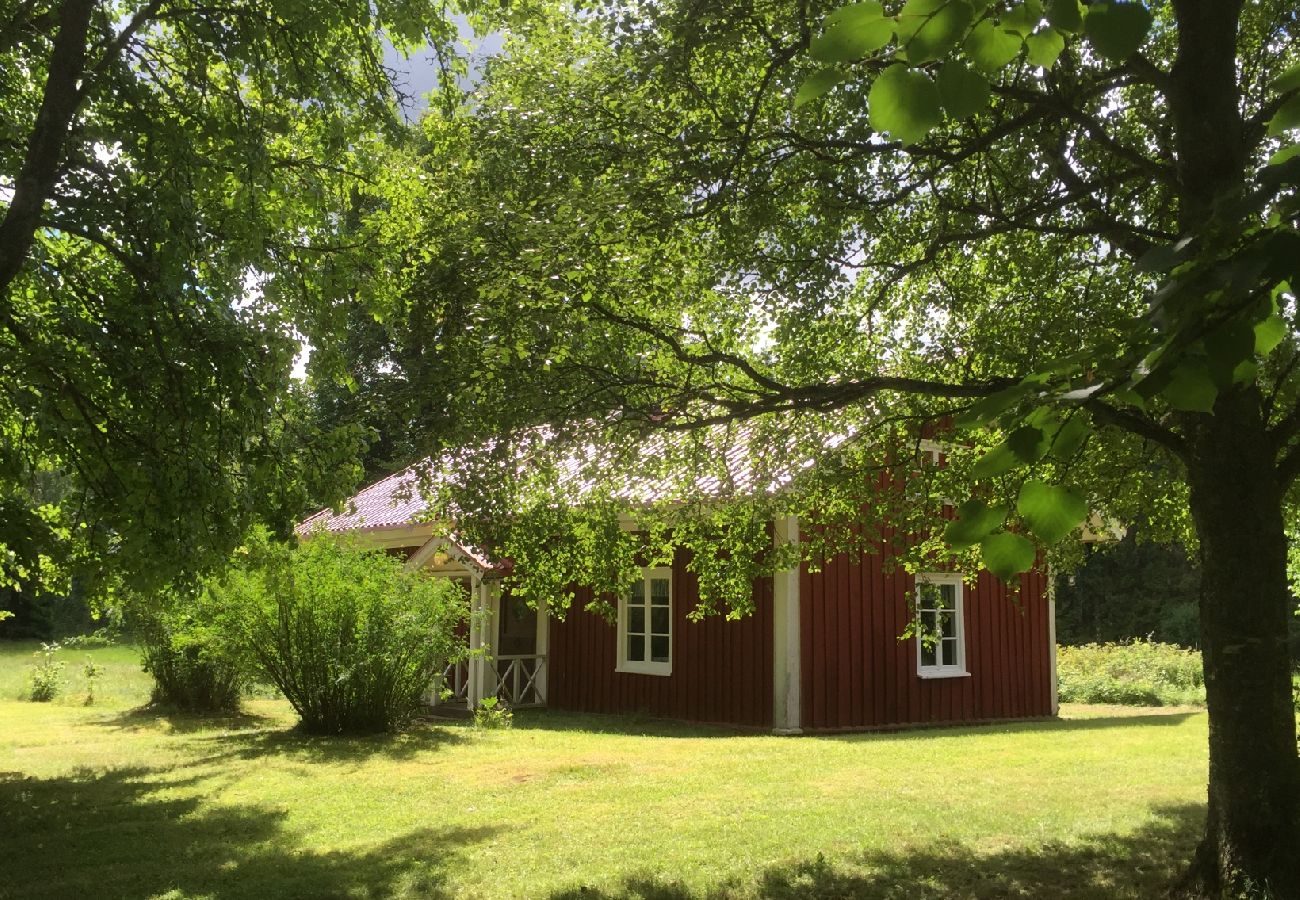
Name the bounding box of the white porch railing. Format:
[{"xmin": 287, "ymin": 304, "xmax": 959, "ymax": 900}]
[
  {"xmin": 491, "ymin": 654, "xmax": 547, "ymax": 707},
  {"xmin": 436, "ymin": 659, "xmax": 470, "ymax": 705}
]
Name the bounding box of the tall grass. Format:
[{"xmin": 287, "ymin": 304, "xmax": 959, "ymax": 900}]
[{"xmin": 1057, "ymin": 640, "xmax": 1205, "ymax": 707}]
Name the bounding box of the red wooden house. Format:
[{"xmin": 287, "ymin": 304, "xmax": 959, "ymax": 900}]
[{"xmin": 299, "ymin": 444, "xmax": 1058, "ymax": 733}]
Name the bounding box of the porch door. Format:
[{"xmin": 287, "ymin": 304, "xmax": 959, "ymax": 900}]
[{"xmin": 497, "ymin": 590, "xmax": 537, "ymax": 655}]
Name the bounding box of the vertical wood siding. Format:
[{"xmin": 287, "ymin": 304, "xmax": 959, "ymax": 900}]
[
  {"xmin": 546, "ymin": 548, "xmax": 774, "ymax": 728},
  {"xmin": 799, "ymin": 541, "xmax": 1052, "ymax": 730}
]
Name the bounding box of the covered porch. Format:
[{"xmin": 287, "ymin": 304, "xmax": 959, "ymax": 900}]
[{"xmin": 402, "ymin": 532, "xmax": 549, "ymax": 712}]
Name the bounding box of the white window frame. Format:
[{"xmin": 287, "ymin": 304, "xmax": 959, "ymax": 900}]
[
  {"xmin": 915, "ymin": 572, "xmax": 969, "ymax": 679},
  {"xmin": 617, "ymin": 567, "xmax": 673, "ymax": 676}
]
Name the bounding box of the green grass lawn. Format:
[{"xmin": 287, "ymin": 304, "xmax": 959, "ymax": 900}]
[{"xmin": 0, "ymin": 643, "xmax": 1210, "ymax": 899}]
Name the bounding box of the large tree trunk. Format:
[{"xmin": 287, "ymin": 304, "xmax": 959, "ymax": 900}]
[{"xmin": 1179, "ymin": 389, "xmax": 1300, "ymax": 898}]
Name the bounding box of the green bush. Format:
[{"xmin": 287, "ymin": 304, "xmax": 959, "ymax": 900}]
[
  {"xmin": 216, "ymin": 532, "xmax": 467, "ymax": 735},
  {"xmin": 473, "ymin": 696, "xmax": 513, "ymax": 730},
  {"xmin": 1057, "ymin": 639, "xmax": 1205, "ymax": 707},
  {"xmin": 25, "ymin": 642, "xmax": 66, "ymax": 702},
  {"xmin": 135, "ymin": 589, "xmax": 248, "ymax": 713}
]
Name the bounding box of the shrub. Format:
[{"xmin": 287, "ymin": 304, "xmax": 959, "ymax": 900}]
[
  {"xmin": 216, "ymin": 532, "xmax": 467, "ymax": 735},
  {"xmin": 135, "ymin": 588, "xmax": 248, "ymax": 713},
  {"xmin": 82, "ymin": 659, "xmax": 105, "ymax": 705},
  {"xmin": 473, "ymin": 696, "xmax": 513, "ymax": 730},
  {"xmin": 1057, "ymin": 639, "xmax": 1205, "ymax": 707},
  {"xmin": 26, "ymin": 641, "xmax": 66, "ymax": 702},
  {"xmin": 62, "ymin": 623, "xmax": 122, "ymax": 649}
]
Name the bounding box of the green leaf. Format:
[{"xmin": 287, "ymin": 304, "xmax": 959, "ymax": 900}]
[
  {"xmin": 954, "ymin": 381, "xmax": 1035, "ymax": 428},
  {"xmin": 1025, "ymin": 28, "xmax": 1065, "ymax": 69},
  {"xmin": 963, "ymin": 18, "xmax": 1023, "ymax": 74},
  {"xmin": 1083, "ymin": 1, "xmax": 1153, "ymax": 61},
  {"xmin": 897, "ymin": 0, "xmax": 976, "ymax": 64},
  {"xmin": 812, "ymin": 3, "xmax": 896, "ymax": 62},
  {"xmin": 1270, "ymin": 62, "xmax": 1300, "ymax": 95},
  {"xmin": 1049, "ymin": 416, "xmax": 1090, "ymax": 460},
  {"xmin": 970, "ymin": 424, "xmax": 1047, "ymax": 478},
  {"xmin": 944, "ymin": 499, "xmax": 1008, "ymax": 550},
  {"xmin": 1255, "ymin": 315, "xmax": 1287, "ymax": 355},
  {"xmin": 795, "ymin": 68, "xmax": 848, "ymax": 108},
  {"xmin": 1266, "ymin": 95, "xmax": 1300, "ymax": 137},
  {"xmin": 1006, "ymin": 424, "xmax": 1050, "ymax": 463},
  {"xmin": 1204, "ymin": 320, "xmax": 1257, "ymax": 389},
  {"xmin": 1016, "ymin": 480, "xmax": 1087, "ymax": 544},
  {"xmin": 1269, "ymin": 144, "xmax": 1300, "ymax": 167},
  {"xmin": 1045, "ymin": 0, "xmax": 1083, "ymax": 33},
  {"xmin": 1161, "ymin": 358, "xmax": 1218, "ymax": 413},
  {"xmin": 971, "ymin": 442, "xmax": 1018, "ymax": 478},
  {"xmin": 869, "ymin": 65, "xmax": 943, "ymax": 145},
  {"xmin": 826, "ymin": 0, "xmax": 886, "ymax": 28},
  {"xmin": 980, "ymin": 531, "xmax": 1036, "ymax": 581},
  {"xmin": 999, "ymin": 0, "xmax": 1043, "ymax": 38},
  {"xmin": 937, "ymin": 61, "xmax": 992, "ymax": 119}
]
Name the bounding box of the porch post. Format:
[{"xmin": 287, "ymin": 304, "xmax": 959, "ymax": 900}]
[
  {"xmin": 533, "ymin": 598, "xmax": 549, "ymax": 704},
  {"xmin": 772, "ymin": 516, "xmax": 802, "ymax": 734},
  {"xmin": 468, "ymin": 577, "xmax": 500, "ymax": 710}
]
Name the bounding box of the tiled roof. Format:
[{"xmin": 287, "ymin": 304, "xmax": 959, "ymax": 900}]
[
  {"xmin": 297, "ymin": 419, "xmax": 861, "ymax": 538},
  {"xmin": 297, "ymin": 466, "xmax": 430, "ymax": 534}
]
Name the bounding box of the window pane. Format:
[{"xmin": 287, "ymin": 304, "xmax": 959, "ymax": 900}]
[
  {"xmin": 938, "ymin": 583, "xmax": 956, "ymax": 610},
  {"xmin": 939, "ymin": 610, "xmax": 955, "ymax": 640},
  {"xmin": 918, "ymin": 583, "xmax": 939, "ymax": 611},
  {"xmin": 628, "ymin": 635, "xmax": 645, "ymax": 662},
  {"xmin": 921, "ymin": 609, "xmax": 937, "ymax": 637},
  {"xmin": 650, "ymin": 635, "xmax": 670, "ymax": 662},
  {"xmin": 942, "ymin": 638, "xmax": 957, "ymax": 667},
  {"xmin": 630, "ymin": 580, "xmax": 646, "ymax": 605},
  {"xmin": 629, "ymin": 605, "xmax": 645, "ymax": 635},
  {"xmin": 650, "ymin": 577, "xmax": 670, "ymax": 605},
  {"xmin": 921, "ymin": 641, "xmax": 937, "ymax": 667},
  {"xmin": 651, "ymin": 606, "xmax": 670, "ymax": 635}
]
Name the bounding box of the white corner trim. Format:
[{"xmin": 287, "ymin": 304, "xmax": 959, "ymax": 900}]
[
  {"xmin": 1047, "ymin": 564, "xmax": 1060, "ymax": 715},
  {"xmin": 772, "ymin": 515, "xmax": 801, "ymax": 733}
]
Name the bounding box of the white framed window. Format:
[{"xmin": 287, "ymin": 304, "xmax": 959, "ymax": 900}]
[
  {"xmin": 617, "ymin": 567, "xmax": 672, "ymax": 676},
  {"xmin": 916, "ymin": 573, "xmax": 969, "ymax": 679}
]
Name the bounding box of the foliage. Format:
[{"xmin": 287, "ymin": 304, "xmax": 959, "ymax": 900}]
[
  {"xmin": 472, "ymin": 695, "xmax": 513, "ymax": 729},
  {"xmin": 135, "ymin": 588, "xmax": 249, "ymax": 714},
  {"xmin": 214, "ymin": 531, "xmax": 467, "ymax": 735},
  {"xmin": 25, "ymin": 641, "xmax": 66, "ymax": 702},
  {"xmin": 81, "ymin": 658, "xmax": 104, "ymax": 705},
  {"xmin": 0, "ymin": 0, "xmax": 484, "ymax": 598},
  {"xmin": 366, "ymin": 3, "xmax": 1300, "ymax": 886},
  {"xmin": 60, "ymin": 623, "xmax": 122, "ymax": 649},
  {"xmin": 1058, "ymin": 640, "xmax": 1206, "ymax": 707},
  {"xmin": 1056, "ymin": 533, "xmax": 1203, "ymax": 648}
]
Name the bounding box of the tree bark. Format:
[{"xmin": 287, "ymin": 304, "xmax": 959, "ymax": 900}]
[
  {"xmin": 0, "ymin": 0, "xmax": 94, "ymax": 299},
  {"xmin": 1179, "ymin": 390, "xmax": 1300, "ymax": 898},
  {"xmin": 1162, "ymin": 4, "xmax": 1300, "ymax": 892}
]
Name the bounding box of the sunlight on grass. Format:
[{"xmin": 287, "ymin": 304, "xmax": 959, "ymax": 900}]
[{"xmin": 0, "ymin": 645, "xmax": 1208, "ymax": 899}]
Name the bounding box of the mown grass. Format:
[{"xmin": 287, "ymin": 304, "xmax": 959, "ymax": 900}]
[{"xmin": 0, "ymin": 643, "xmax": 1211, "ymax": 899}]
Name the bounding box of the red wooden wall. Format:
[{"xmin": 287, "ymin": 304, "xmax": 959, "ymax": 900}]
[
  {"xmin": 800, "ymin": 536, "xmax": 1052, "ymax": 730},
  {"xmin": 546, "ymin": 549, "xmax": 774, "ymax": 728}
]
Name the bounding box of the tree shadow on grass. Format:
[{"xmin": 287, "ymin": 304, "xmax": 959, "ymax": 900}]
[
  {"xmin": 97, "ymin": 704, "xmax": 473, "ymax": 764},
  {"xmin": 101, "ymin": 703, "xmax": 281, "ymax": 735},
  {"xmin": 808, "ymin": 711, "xmax": 1200, "ymax": 744},
  {"xmin": 0, "ymin": 766, "xmax": 499, "ymax": 900},
  {"xmin": 509, "ymin": 709, "xmax": 748, "ymax": 738},
  {"xmin": 549, "ymin": 804, "xmax": 1204, "ymax": 900},
  {"xmin": 186, "ymin": 716, "xmax": 474, "ymax": 767}
]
